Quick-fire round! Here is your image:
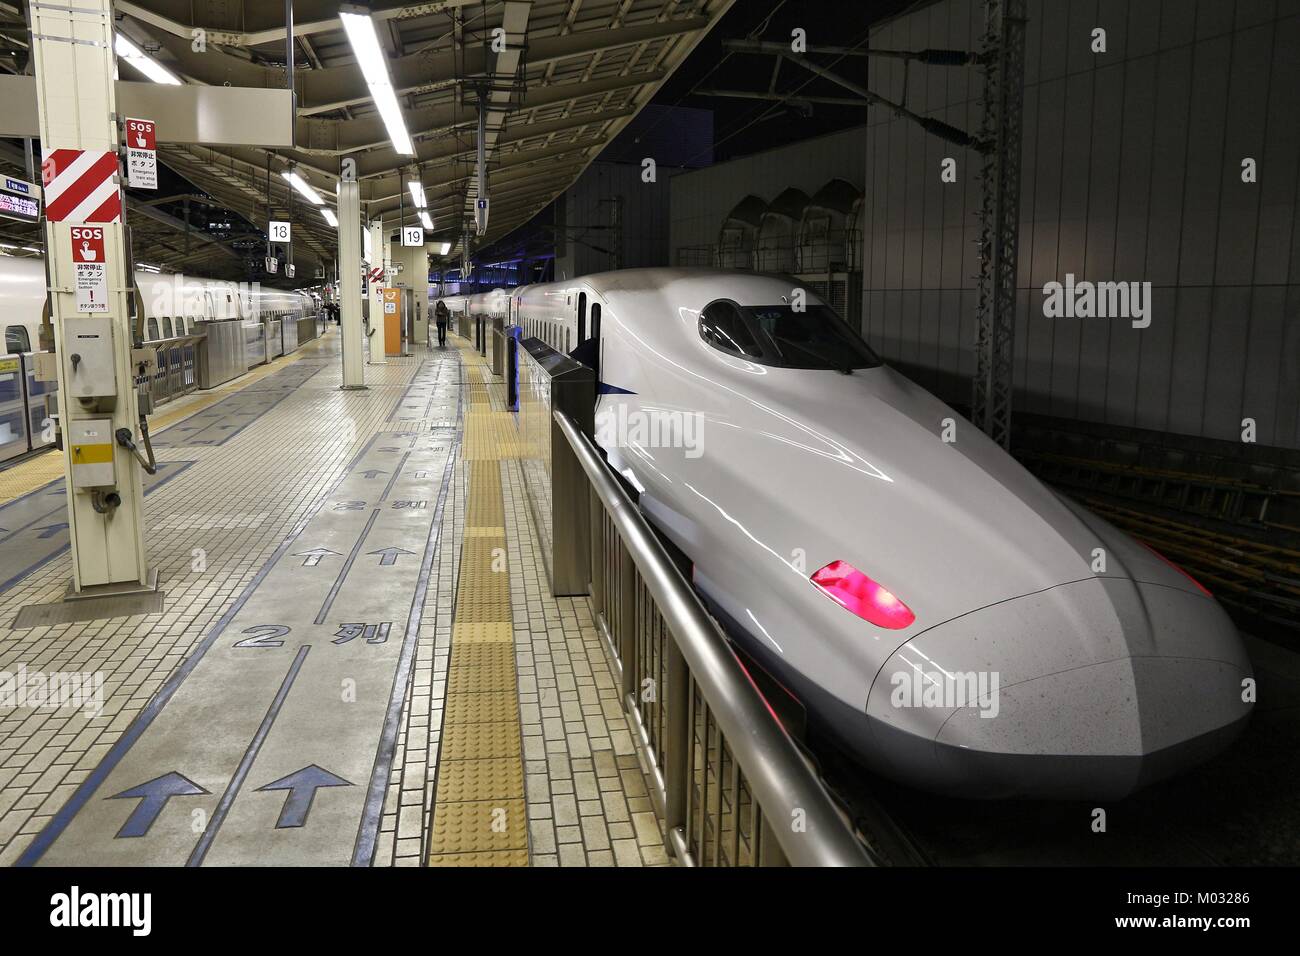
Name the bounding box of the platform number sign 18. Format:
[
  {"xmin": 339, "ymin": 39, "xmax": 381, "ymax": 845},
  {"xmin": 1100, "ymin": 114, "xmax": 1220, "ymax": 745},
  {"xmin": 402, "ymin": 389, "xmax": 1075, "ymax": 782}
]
[
  {"xmin": 269, "ymin": 220, "xmax": 291, "ymax": 243},
  {"xmin": 401, "ymin": 226, "xmax": 424, "ymax": 247}
]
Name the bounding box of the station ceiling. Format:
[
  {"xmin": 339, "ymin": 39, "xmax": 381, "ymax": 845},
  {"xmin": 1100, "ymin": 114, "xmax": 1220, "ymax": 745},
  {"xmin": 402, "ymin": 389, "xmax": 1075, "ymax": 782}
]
[{"xmin": 0, "ymin": 0, "xmax": 735, "ymax": 281}]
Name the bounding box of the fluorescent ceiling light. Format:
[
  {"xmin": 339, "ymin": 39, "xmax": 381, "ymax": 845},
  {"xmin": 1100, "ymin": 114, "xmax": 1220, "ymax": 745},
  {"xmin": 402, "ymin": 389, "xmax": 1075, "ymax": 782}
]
[
  {"xmin": 408, "ymin": 180, "xmax": 427, "ymax": 209},
  {"xmin": 321, "ymin": 208, "xmax": 338, "ymax": 228},
  {"xmin": 418, "ymin": 211, "xmax": 433, "ymax": 230},
  {"xmin": 114, "ymin": 34, "xmax": 181, "ymax": 85},
  {"xmin": 339, "ymin": 9, "xmax": 414, "ymax": 156},
  {"xmin": 282, "ymin": 170, "xmax": 324, "ymax": 206},
  {"xmin": 137, "ymin": 263, "xmax": 161, "ymax": 273},
  {"xmin": 438, "ymin": 241, "xmax": 451, "ymax": 256}
]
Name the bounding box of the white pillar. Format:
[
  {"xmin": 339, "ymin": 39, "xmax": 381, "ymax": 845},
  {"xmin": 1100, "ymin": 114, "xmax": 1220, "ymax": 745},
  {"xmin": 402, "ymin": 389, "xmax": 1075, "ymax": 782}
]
[
  {"xmin": 366, "ymin": 219, "xmax": 386, "ymax": 365},
  {"xmin": 338, "ymin": 178, "xmax": 365, "ymax": 389},
  {"xmin": 412, "ymin": 244, "xmax": 430, "ymax": 348},
  {"xmin": 31, "ymin": 0, "xmax": 149, "ymax": 592}
]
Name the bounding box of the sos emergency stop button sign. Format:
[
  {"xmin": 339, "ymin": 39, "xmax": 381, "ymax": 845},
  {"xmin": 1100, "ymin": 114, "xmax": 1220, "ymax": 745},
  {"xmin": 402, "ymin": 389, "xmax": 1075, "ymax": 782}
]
[
  {"xmin": 126, "ymin": 118, "xmax": 157, "ymax": 190},
  {"xmin": 72, "ymin": 225, "xmax": 108, "ymax": 313}
]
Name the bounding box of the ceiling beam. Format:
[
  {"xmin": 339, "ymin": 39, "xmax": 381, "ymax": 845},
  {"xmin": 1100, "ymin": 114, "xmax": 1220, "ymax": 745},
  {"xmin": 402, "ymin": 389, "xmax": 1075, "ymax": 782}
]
[{"xmin": 115, "ymin": 0, "xmax": 479, "ymax": 50}]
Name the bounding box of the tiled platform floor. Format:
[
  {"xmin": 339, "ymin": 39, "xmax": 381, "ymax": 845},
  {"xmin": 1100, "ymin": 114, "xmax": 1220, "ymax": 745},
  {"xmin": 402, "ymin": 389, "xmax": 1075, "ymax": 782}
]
[{"xmin": 0, "ymin": 331, "xmax": 662, "ymax": 866}]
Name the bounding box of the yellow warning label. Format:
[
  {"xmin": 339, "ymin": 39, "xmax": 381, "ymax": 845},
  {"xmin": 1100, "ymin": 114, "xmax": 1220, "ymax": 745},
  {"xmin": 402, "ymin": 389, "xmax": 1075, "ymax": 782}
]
[{"xmin": 72, "ymin": 443, "xmax": 114, "ymax": 465}]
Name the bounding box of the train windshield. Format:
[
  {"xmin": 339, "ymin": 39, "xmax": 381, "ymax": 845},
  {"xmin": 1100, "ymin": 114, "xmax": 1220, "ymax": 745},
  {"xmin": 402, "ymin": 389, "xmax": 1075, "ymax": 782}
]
[{"xmin": 700, "ymin": 300, "xmax": 880, "ymax": 371}]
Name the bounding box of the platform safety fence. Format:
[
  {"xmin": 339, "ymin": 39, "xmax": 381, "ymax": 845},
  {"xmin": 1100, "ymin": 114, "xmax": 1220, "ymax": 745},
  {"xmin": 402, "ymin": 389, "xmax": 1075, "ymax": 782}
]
[
  {"xmin": 553, "ymin": 411, "xmax": 872, "ymax": 868},
  {"xmin": 142, "ymin": 334, "xmax": 201, "ymax": 407}
]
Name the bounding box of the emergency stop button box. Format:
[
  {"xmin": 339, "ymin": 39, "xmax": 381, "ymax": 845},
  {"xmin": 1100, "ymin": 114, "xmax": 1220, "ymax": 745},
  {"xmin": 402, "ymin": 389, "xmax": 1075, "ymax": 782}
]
[
  {"xmin": 68, "ymin": 418, "xmax": 115, "ymax": 488},
  {"xmin": 64, "ymin": 318, "xmax": 116, "ymax": 398}
]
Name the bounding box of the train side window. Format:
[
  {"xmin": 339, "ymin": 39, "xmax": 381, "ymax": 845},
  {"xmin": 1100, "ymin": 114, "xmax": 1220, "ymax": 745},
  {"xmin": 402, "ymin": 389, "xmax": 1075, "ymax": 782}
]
[
  {"xmin": 5, "ymin": 325, "xmax": 30, "ymax": 354},
  {"xmin": 699, "ymin": 301, "xmax": 763, "ymax": 359},
  {"xmin": 577, "ymin": 291, "xmax": 587, "ymax": 342},
  {"xmin": 162, "ymin": 317, "xmax": 174, "ymax": 338},
  {"xmin": 147, "ymin": 317, "xmax": 160, "ymax": 340}
]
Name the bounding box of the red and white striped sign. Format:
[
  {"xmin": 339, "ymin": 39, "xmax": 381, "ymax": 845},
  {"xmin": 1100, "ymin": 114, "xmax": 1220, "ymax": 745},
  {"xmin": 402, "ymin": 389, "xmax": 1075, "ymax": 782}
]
[
  {"xmin": 368, "ymin": 265, "xmax": 384, "ymax": 283},
  {"xmin": 40, "ymin": 149, "xmax": 122, "ymax": 223}
]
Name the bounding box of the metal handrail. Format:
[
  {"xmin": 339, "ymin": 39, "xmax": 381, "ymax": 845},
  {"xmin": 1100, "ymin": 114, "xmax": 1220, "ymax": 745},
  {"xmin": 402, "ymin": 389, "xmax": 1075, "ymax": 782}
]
[{"xmin": 554, "ymin": 410, "xmax": 873, "ymax": 867}]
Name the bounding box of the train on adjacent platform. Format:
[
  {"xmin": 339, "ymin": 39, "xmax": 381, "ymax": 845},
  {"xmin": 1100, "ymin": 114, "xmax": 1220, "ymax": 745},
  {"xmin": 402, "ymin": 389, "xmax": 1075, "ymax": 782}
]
[{"xmin": 1, "ymin": 256, "xmax": 319, "ymax": 463}]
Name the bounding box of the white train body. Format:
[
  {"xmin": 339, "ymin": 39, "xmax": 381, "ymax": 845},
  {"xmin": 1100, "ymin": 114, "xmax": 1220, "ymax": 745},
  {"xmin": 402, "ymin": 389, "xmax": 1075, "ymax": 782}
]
[
  {"xmin": 508, "ymin": 267, "xmax": 1253, "ymax": 799},
  {"xmin": 467, "ymin": 288, "xmax": 510, "ymax": 321},
  {"xmin": 434, "ymin": 295, "xmax": 470, "ymax": 316},
  {"xmin": 1, "ymin": 256, "xmax": 315, "ymax": 355}
]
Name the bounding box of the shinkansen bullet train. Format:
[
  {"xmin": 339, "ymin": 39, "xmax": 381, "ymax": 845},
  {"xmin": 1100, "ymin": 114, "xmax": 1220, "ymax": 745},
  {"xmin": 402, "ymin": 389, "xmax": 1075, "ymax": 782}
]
[
  {"xmin": 506, "ymin": 268, "xmax": 1254, "ymax": 799},
  {"xmin": 467, "ymin": 288, "xmax": 510, "ymax": 320},
  {"xmin": 1, "ymin": 256, "xmax": 317, "ymax": 358},
  {"xmin": 1, "ymin": 256, "xmax": 319, "ymax": 463}
]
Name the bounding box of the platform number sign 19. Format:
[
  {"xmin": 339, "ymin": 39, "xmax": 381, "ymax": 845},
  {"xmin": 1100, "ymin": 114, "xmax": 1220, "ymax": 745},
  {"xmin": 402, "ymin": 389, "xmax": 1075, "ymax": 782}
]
[
  {"xmin": 125, "ymin": 118, "xmax": 157, "ymax": 190},
  {"xmin": 269, "ymin": 220, "xmax": 291, "ymax": 244},
  {"xmin": 401, "ymin": 226, "xmax": 424, "ymax": 247},
  {"xmin": 71, "ymin": 226, "xmax": 108, "ymax": 313}
]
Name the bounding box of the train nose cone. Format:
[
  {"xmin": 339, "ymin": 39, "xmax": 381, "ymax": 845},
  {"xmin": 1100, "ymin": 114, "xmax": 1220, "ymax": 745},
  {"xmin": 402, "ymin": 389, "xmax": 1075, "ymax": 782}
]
[{"xmin": 864, "ymin": 577, "xmax": 1253, "ymax": 799}]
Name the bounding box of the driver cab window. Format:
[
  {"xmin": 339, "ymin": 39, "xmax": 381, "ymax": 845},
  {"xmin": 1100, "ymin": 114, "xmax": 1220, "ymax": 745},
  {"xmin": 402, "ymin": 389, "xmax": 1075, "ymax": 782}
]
[{"xmin": 699, "ymin": 301, "xmax": 762, "ymax": 358}]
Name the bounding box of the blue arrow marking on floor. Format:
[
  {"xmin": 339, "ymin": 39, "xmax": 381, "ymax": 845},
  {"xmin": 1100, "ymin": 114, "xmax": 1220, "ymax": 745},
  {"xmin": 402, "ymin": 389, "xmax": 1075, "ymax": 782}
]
[
  {"xmin": 369, "ymin": 546, "xmax": 413, "ymax": 567},
  {"xmin": 294, "ymin": 548, "xmax": 340, "ymax": 567},
  {"xmin": 256, "ymin": 765, "xmax": 352, "ymax": 828},
  {"xmin": 110, "ymin": 772, "xmax": 209, "ymax": 838},
  {"xmin": 36, "ymin": 522, "xmax": 67, "ymax": 539}
]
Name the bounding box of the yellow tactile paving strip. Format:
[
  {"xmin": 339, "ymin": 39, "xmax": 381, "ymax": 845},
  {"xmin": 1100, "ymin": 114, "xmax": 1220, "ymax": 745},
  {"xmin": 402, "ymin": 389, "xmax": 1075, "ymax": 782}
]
[
  {"xmin": 0, "ymin": 331, "xmax": 332, "ymax": 505},
  {"xmin": 427, "ymin": 344, "xmax": 529, "ymax": 866},
  {"xmin": 463, "ymin": 410, "xmax": 526, "ymax": 459},
  {"xmin": 0, "ymin": 453, "xmax": 62, "ymax": 504}
]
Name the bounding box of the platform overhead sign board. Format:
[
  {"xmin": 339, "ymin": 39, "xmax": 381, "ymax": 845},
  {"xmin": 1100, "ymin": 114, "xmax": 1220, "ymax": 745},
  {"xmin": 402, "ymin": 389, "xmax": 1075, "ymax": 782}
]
[
  {"xmin": 269, "ymin": 220, "xmax": 291, "ymax": 243},
  {"xmin": 401, "ymin": 226, "xmax": 423, "ymax": 247},
  {"xmin": 72, "ymin": 226, "xmax": 108, "ymax": 313},
  {"xmin": 125, "ymin": 118, "xmax": 157, "ymax": 190},
  {"xmin": 0, "ymin": 176, "xmax": 40, "ymax": 224}
]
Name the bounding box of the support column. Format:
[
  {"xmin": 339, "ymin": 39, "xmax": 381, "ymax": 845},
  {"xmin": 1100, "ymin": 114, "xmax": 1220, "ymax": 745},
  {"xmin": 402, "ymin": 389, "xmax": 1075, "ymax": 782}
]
[
  {"xmin": 338, "ymin": 176, "xmax": 365, "ymax": 389},
  {"xmin": 366, "ymin": 219, "xmax": 386, "ymax": 365},
  {"xmin": 971, "ymin": 0, "xmax": 1025, "ymax": 449},
  {"xmin": 392, "ymin": 241, "xmax": 429, "ymax": 351},
  {"xmin": 31, "ymin": 0, "xmax": 149, "ymax": 592}
]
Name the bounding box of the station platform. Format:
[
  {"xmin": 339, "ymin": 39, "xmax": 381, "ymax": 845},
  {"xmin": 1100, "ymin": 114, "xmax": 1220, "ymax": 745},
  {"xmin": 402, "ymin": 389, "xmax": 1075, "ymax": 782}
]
[{"xmin": 0, "ymin": 330, "xmax": 668, "ymax": 867}]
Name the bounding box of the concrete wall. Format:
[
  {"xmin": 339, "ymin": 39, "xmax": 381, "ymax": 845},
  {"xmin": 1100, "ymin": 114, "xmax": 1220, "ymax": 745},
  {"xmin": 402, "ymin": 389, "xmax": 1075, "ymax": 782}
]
[
  {"xmin": 668, "ymin": 126, "xmax": 867, "ymax": 262},
  {"xmin": 863, "ymin": 0, "xmax": 1300, "ymax": 449}
]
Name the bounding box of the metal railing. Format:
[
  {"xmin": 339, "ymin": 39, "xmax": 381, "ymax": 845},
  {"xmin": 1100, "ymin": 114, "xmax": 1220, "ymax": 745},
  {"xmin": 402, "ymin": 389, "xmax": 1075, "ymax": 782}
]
[
  {"xmin": 143, "ymin": 334, "xmax": 201, "ymax": 406},
  {"xmin": 555, "ymin": 411, "xmax": 873, "ymax": 867}
]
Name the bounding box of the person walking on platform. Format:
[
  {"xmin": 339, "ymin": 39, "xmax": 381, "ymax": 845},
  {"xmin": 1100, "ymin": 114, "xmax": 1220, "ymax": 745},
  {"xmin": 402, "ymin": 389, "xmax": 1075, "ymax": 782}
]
[{"xmin": 434, "ymin": 299, "xmax": 449, "ymax": 348}]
